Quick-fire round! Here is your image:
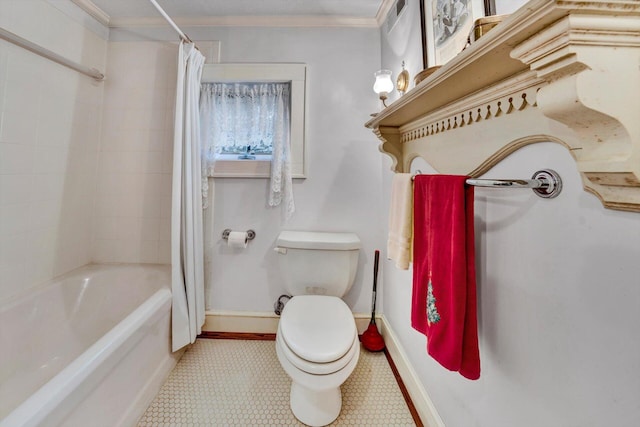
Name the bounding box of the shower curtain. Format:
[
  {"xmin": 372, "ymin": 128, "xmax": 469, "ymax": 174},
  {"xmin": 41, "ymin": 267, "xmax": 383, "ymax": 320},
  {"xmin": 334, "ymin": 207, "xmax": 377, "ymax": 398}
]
[{"xmin": 171, "ymin": 41, "xmax": 206, "ymax": 352}]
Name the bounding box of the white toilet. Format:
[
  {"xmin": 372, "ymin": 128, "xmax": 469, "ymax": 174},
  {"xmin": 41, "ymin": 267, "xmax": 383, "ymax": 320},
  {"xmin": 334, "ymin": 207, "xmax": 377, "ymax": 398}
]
[{"xmin": 274, "ymin": 230, "xmax": 361, "ymax": 426}]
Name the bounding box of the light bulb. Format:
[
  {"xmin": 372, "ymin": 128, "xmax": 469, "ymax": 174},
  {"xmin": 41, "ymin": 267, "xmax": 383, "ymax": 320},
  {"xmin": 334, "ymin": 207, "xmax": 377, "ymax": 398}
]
[{"xmin": 373, "ymin": 69, "xmax": 394, "ymax": 95}]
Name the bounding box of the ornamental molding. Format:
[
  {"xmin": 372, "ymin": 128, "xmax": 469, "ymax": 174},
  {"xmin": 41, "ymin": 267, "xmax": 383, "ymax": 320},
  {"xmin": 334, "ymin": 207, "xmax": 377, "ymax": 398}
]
[
  {"xmin": 401, "ymin": 75, "xmax": 543, "ymax": 143},
  {"xmin": 365, "ymin": 0, "xmax": 640, "ymax": 212}
]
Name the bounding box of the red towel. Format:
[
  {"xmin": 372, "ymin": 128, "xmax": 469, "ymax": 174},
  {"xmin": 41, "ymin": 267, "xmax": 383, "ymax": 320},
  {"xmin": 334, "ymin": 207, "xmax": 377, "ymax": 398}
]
[{"xmin": 411, "ymin": 175, "xmax": 480, "ymax": 380}]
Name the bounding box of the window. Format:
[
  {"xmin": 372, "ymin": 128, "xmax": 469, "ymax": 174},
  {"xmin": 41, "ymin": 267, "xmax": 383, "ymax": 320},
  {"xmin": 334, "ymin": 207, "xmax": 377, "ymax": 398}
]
[
  {"xmin": 200, "ymin": 63, "xmax": 307, "ymax": 178},
  {"xmin": 201, "ymin": 81, "xmax": 289, "ymax": 159}
]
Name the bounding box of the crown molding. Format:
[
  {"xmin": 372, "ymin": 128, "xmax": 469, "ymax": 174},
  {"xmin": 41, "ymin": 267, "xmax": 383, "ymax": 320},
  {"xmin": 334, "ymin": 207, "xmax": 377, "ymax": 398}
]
[
  {"xmin": 69, "ymin": 0, "xmax": 386, "ymax": 29},
  {"xmin": 70, "ymin": 0, "xmax": 110, "ymax": 26},
  {"xmin": 376, "ymin": 0, "xmax": 396, "ymax": 27},
  {"xmin": 108, "ymin": 15, "xmax": 379, "ymax": 29}
]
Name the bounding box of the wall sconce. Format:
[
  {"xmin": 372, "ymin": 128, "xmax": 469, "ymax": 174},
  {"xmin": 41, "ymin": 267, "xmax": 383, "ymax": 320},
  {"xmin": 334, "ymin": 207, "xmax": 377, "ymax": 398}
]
[
  {"xmin": 373, "ymin": 69, "xmax": 394, "ymax": 108},
  {"xmin": 396, "ymin": 61, "xmax": 409, "ymax": 96}
]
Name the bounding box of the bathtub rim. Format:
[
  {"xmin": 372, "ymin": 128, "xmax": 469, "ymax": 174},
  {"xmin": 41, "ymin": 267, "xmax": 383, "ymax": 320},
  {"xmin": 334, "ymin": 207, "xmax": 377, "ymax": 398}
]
[{"xmin": 0, "ymin": 287, "xmax": 172, "ymax": 427}]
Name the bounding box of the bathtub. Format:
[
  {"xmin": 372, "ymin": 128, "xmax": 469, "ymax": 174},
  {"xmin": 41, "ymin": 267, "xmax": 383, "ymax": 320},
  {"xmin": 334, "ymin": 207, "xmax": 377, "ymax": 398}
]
[{"xmin": 0, "ymin": 264, "xmax": 180, "ymax": 427}]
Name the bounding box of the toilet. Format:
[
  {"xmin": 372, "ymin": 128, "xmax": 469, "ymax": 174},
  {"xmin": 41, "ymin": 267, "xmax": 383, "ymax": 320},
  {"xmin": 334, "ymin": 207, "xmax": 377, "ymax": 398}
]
[{"xmin": 274, "ymin": 230, "xmax": 361, "ymax": 426}]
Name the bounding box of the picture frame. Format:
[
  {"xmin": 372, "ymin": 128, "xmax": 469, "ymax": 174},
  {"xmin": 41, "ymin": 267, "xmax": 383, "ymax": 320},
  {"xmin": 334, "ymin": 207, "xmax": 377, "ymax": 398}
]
[{"xmin": 420, "ymin": 0, "xmax": 496, "ymax": 69}]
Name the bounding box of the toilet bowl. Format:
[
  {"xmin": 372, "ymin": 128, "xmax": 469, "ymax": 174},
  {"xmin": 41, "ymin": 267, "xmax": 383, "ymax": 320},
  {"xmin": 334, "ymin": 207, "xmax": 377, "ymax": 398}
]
[
  {"xmin": 273, "ymin": 230, "xmax": 361, "ymax": 426},
  {"xmin": 275, "ymin": 295, "xmax": 360, "ymax": 426}
]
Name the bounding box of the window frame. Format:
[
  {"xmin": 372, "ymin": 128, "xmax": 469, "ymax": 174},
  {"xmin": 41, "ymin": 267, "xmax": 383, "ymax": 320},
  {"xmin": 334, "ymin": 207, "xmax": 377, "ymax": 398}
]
[{"xmin": 201, "ymin": 63, "xmax": 307, "ymax": 179}]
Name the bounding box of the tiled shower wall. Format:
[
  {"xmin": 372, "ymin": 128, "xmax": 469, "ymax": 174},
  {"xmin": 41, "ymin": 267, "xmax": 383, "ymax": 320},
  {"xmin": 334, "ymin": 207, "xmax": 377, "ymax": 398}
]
[
  {"xmin": 92, "ymin": 42, "xmax": 177, "ymax": 264},
  {"xmin": 0, "ymin": 0, "xmax": 107, "ymax": 304}
]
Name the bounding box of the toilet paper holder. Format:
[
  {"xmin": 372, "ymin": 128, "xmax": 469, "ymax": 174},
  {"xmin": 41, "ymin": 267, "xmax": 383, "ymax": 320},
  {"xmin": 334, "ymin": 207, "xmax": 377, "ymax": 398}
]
[{"xmin": 222, "ymin": 229, "xmax": 256, "ymax": 241}]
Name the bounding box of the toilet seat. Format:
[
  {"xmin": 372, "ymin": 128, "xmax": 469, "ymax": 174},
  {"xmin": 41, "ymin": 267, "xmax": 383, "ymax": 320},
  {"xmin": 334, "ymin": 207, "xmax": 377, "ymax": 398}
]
[
  {"xmin": 278, "ymin": 295, "xmax": 357, "ymax": 375},
  {"xmin": 280, "ymin": 295, "xmax": 357, "ymax": 363},
  {"xmin": 277, "ymin": 324, "xmax": 358, "ymax": 375}
]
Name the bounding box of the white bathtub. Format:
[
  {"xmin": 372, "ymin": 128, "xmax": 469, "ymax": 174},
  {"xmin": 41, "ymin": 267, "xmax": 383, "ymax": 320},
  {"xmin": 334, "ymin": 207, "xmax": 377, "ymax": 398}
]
[{"xmin": 0, "ymin": 264, "xmax": 180, "ymax": 427}]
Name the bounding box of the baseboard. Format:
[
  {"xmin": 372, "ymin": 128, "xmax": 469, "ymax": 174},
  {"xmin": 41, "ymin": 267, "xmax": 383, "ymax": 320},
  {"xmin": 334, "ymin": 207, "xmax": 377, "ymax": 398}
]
[
  {"xmin": 204, "ymin": 310, "xmax": 279, "ymax": 333},
  {"xmin": 379, "ymin": 316, "xmax": 445, "ymax": 427},
  {"xmin": 203, "ymin": 310, "xmax": 377, "ymax": 335}
]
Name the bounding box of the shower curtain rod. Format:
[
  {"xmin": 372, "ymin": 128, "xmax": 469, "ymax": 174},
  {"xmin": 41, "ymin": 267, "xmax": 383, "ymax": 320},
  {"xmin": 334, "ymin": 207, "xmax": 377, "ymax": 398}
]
[
  {"xmin": 0, "ymin": 27, "xmax": 104, "ymax": 81},
  {"xmin": 148, "ymin": 0, "xmax": 195, "ymax": 44}
]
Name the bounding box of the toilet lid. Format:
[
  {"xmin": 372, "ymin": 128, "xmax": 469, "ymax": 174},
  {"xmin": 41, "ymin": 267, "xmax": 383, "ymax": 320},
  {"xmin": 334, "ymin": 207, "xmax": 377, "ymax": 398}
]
[
  {"xmin": 277, "ymin": 324, "xmax": 359, "ymax": 375},
  {"xmin": 280, "ymin": 295, "xmax": 357, "ymax": 363}
]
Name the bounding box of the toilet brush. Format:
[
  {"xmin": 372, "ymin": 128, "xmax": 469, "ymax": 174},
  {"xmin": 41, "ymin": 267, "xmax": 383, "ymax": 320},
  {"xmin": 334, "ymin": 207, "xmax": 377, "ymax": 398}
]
[{"xmin": 362, "ymin": 250, "xmax": 385, "ymax": 352}]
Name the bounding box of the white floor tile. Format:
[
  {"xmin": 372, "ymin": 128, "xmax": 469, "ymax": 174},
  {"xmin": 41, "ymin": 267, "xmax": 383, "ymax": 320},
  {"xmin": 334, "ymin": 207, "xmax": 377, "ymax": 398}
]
[{"xmin": 137, "ymin": 339, "xmax": 417, "ymax": 426}]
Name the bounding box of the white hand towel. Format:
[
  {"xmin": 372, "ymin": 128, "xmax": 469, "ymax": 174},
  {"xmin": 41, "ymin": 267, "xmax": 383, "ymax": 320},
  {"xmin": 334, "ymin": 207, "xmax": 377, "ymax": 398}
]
[{"xmin": 387, "ymin": 173, "xmax": 413, "ymax": 269}]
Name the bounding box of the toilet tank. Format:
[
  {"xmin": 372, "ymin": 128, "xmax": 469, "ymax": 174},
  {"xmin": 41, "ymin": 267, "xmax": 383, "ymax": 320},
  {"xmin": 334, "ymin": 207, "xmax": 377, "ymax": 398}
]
[{"xmin": 275, "ymin": 231, "xmax": 360, "ymax": 297}]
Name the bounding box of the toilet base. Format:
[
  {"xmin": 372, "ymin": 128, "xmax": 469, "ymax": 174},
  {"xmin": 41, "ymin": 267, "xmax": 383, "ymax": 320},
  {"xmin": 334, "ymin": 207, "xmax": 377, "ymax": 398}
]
[{"xmin": 290, "ymin": 382, "xmax": 342, "ymax": 427}]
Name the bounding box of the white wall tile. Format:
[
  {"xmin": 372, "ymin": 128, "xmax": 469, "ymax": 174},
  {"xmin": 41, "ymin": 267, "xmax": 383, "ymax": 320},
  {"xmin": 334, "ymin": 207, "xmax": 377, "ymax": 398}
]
[
  {"xmin": 116, "ymin": 216, "xmax": 142, "ymax": 241},
  {"xmin": 91, "ymin": 41, "xmax": 177, "ymax": 264},
  {"xmin": 0, "ymin": 232, "xmax": 30, "ymax": 268},
  {"xmin": 0, "ymin": 264, "xmax": 28, "ymax": 303},
  {"xmin": 159, "ymin": 195, "xmax": 172, "ymax": 219},
  {"xmin": 0, "ymin": 111, "xmax": 38, "ymax": 145},
  {"xmin": 140, "ymin": 193, "xmax": 162, "ymax": 219},
  {"xmin": 93, "ymin": 216, "xmax": 118, "ymax": 240},
  {"xmin": 29, "ymin": 173, "xmax": 65, "ymax": 202},
  {"xmin": 29, "ymin": 198, "xmax": 62, "ymax": 230},
  {"xmin": 36, "ymin": 115, "xmax": 73, "ymax": 147},
  {"xmin": 157, "ymin": 240, "xmax": 171, "ymax": 264},
  {"xmin": 92, "ymin": 238, "xmax": 118, "ymax": 263},
  {"xmin": 158, "ymin": 218, "xmax": 170, "ymax": 242},
  {"xmin": 8, "ymin": 0, "xmax": 49, "ymax": 50},
  {"xmin": 0, "ymin": 174, "xmax": 32, "ymax": 205},
  {"xmin": 2, "ymin": 56, "xmax": 41, "ymax": 115},
  {"xmin": 0, "ymin": 0, "xmax": 107, "ymax": 305},
  {"xmin": 0, "ymin": 143, "xmax": 35, "ymax": 175},
  {"xmin": 32, "ymin": 146, "xmax": 69, "ymax": 174},
  {"xmin": 141, "ymin": 216, "xmax": 160, "ymax": 241},
  {"xmin": 142, "ymin": 174, "xmax": 168, "ymax": 197},
  {"xmin": 0, "ymin": 45, "xmax": 7, "ymax": 105},
  {"xmin": 0, "ymin": 202, "xmax": 31, "ymax": 236},
  {"xmin": 138, "ymin": 240, "xmax": 159, "ymax": 264},
  {"xmin": 0, "ymin": 1, "xmax": 11, "ymax": 30},
  {"xmin": 144, "ymin": 151, "xmax": 165, "ymax": 174}
]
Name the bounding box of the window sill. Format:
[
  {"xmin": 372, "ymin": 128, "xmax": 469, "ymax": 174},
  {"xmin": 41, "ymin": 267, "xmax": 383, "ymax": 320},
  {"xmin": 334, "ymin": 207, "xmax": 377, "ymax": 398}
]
[
  {"xmin": 210, "ymin": 159, "xmax": 271, "ymax": 178},
  {"xmin": 209, "ymin": 158, "xmax": 306, "ymax": 179}
]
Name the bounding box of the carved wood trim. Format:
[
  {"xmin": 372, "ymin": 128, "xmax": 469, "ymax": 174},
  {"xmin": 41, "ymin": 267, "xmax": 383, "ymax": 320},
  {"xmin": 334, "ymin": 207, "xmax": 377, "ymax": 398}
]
[
  {"xmin": 366, "ymin": 0, "xmax": 640, "ymax": 212},
  {"xmin": 401, "ymin": 83, "xmax": 541, "ymax": 144}
]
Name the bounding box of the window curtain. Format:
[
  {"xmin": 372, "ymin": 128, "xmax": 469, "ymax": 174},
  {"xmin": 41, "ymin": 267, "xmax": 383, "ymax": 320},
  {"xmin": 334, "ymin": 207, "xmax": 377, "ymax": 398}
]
[
  {"xmin": 171, "ymin": 42, "xmax": 206, "ymax": 352},
  {"xmin": 200, "ymin": 83, "xmax": 295, "ymax": 219}
]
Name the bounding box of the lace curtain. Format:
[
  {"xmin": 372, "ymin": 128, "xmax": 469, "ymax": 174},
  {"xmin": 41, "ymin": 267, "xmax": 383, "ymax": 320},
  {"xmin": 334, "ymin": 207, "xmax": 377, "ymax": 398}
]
[{"xmin": 200, "ymin": 82, "xmax": 294, "ymax": 219}]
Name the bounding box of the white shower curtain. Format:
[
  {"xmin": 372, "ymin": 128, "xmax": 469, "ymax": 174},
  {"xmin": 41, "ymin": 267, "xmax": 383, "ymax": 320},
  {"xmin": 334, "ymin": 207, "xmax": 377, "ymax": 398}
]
[{"xmin": 171, "ymin": 41, "xmax": 206, "ymax": 352}]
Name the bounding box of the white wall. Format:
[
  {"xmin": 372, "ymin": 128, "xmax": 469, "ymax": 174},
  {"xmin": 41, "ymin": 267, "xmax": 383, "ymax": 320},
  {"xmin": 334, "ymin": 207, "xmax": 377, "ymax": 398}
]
[
  {"xmin": 380, "ymin": 0, "xmax": 424, "ymax": 106},
  {"xmin": 379, "ymin": 1, "xmax": 640, "ymax": 426},
  {"xmin": 199, "ymin": 27, "xmax": 384, "ymax": 314},
  {"xmin": 92, "ymin": 42, "xmax": 176, "ymax": 264},
  {"xmin": 494, "ymin": 0, "xmax": 529, "ymax": 14},
  {"xmin": 383, "ymin": 144, "xmax": 640, "ymax": 426},
  {"xmin": 108, "ymin": 25, "xmax": 384, "ymax": 314},
  {"xmin": 0, "ymin": 0, "xmax": 106, "ymax": 304}
]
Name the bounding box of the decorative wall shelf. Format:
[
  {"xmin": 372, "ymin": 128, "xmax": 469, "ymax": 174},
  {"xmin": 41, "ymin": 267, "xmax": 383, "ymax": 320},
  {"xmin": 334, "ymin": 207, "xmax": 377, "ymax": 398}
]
[{"xmin": 366, "ymin": 0, "xmax": 640, "ymax": 212}]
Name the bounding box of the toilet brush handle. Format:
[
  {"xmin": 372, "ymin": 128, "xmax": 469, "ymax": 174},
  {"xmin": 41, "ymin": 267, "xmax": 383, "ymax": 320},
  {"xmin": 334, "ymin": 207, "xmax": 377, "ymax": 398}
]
[{"xmin": 370, "ymin": 250, "xmax": 380, "ymax": 322}]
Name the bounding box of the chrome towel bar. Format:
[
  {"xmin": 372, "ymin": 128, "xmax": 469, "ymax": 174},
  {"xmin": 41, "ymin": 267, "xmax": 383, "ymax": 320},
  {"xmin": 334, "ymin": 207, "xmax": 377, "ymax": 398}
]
[{"xmin": 412, "ymin": 169, "xmax": 563, "ymax": 199}]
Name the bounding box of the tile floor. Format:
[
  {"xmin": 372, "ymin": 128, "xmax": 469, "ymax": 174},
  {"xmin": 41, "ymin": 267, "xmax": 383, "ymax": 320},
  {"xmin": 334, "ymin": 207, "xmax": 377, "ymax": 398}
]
[{"xmin": 137, "ymin": 338, "xmax": 418, "ymax": 426}]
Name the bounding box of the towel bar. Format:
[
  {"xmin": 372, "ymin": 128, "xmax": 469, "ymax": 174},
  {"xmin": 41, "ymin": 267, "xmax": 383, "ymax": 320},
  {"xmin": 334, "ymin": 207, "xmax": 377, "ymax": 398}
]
[{"xmin": 412, "ymin": 169, "xmax": 562, "ymax": 199}]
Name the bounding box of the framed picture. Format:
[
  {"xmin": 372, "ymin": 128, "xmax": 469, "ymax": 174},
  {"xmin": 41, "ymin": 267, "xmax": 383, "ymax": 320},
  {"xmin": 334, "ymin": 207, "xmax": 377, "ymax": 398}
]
[{"xmin": 420, "ymin": 0, "xmax": 495, "ymax": 68}]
